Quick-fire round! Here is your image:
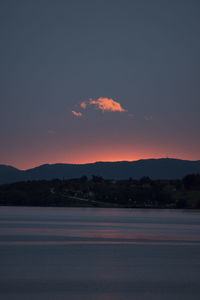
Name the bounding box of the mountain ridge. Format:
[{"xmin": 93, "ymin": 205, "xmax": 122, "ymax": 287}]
[{"xmin": 0, "ymin": 158, "xmax": 200, "ymax": 184}]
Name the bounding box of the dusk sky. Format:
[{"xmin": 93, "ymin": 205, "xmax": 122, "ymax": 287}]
[{"xmin": 1, "ymin": 0, "xmax": 200, "ymax": 169}]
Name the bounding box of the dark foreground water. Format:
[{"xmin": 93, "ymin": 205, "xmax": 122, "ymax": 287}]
[{"xmin": 0, "ymin": 207, "xmax": 200, "ymax": 300}]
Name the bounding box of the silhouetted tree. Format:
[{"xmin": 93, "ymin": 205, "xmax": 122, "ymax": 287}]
[{"xmin": 183, "ymin": 174, "xmax": 200, "ymax": 190}]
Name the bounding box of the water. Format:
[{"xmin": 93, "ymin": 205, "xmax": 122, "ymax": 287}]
[{"xmin": 0, "ymin": 207, "xmax": 200, "ymax": 300}]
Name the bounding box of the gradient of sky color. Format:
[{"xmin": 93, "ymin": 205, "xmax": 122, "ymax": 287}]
[{"xmin": 0, "ymin": 0, "xmax": 200, "ymax": 169}]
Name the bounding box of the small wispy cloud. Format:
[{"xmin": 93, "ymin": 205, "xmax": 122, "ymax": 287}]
[
  {"xmin": 80, "ymin": 101, "xmax": 87, "ymax": 109},
  {"xmin": 89, "ymin": 97, "xmax": 127, "ymax": 112},
  {"xmin": 72, "ymin": 97, "xmax": 127, "ymax": 117},
  {"xmin": 72, "ymin": 110, "xmax": 82, "ymax": 117},
  {"xmin": 72, "ymin": 98, "xmax": 152, "ymax": 122}
]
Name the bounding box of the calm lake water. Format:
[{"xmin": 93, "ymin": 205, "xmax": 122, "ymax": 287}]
[{"xmin": 0, "ymin": 207, "xmax": 200, "ymax": 300}]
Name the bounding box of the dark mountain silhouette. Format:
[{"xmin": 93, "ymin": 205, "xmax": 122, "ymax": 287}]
[
  {"xmin": 0, "ymin": 158, "xmax": 200, "ymax": 184},
  {"xmin": 0, "ymin": 165, "xmax": 23, "ymax": 184}
]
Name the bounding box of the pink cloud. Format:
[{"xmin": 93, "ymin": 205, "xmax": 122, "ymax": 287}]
[
  {"xmin": 72, "ymin": 97, "xmax": 127, "ymax": 118},
  {"xmin": 89, "ymin": 97, "xmax": 127, "ymax": 112},
  {"xmin": 80, "ymin": 101, "xmax": 87, "ymax": 109},
  {"xmin": 72, "ymin": 110, "xmax": 82, "ymax": 117}
]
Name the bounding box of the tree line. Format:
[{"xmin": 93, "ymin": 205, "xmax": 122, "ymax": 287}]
[{"xmin": 0, "ymin": 174, "xmax": 199, "ymax": 208}]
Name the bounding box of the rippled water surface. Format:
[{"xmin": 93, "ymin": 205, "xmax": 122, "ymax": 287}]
[{"xmin": 0, "ymin": 207, "xmax": 200, "ymax": 299}]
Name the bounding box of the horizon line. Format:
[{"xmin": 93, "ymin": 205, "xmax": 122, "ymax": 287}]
[{"xmin": 1, "ymin": 157, "xmax": 200, "ymax": 171}]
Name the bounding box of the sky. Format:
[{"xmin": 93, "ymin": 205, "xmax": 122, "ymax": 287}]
[{"xmin": 0, "ymin": 0, "xmax": 200, "ymax": 169}]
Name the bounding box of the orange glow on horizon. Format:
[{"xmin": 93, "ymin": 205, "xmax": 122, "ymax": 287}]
[
  {"xmin": 7, "ymin": 149, "xmax": 199, "ymax": 171},
  {"xmin": 2, "ymin": 136, "xmax": 199, "ymax": 170}
]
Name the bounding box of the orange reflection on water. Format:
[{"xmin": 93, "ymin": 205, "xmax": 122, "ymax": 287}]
[
  {"xmin": 1, "ymin": 227, "xmax": 200, "ymax": 242},
  {"xmin": 0, "ymin": 240, "xmax": 199, "ymax": 246}
]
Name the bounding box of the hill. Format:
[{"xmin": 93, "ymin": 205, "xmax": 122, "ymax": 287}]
[{"xmin": 0, "ymin": 158, "xmax": 200, "ymax": 184}]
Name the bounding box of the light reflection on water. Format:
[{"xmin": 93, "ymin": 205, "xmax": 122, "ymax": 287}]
[
  {"xmin": 0, "ymin": 207, "xmax": 200, "ymax": 245},
  {"xmin": 0, "ymin": 207, "xmax": 200, "ymax": 300},
  {"xmin": 1, "ymin": 226, "xmax": 200, "ymax": 243}
]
